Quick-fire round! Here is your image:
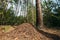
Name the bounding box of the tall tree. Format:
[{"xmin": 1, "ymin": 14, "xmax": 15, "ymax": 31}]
[{"xmin": 36, "ymin": 0, "xmax": 43, "ymax": 28}]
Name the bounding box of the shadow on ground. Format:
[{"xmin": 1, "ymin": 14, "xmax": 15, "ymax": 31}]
[{"xmin": 36, "ymin": 28, "xmax": 60, "ymax": 40}]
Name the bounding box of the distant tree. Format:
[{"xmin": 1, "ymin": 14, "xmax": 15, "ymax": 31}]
[{"xmin": 42, "ymin": 0, "xmax": 60, "ymax": 27}]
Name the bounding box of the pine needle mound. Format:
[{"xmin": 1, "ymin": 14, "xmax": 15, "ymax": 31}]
[
  {"xmin": 0, "ymin": 23, "xmax": 40, "ymax": 40},
  {"xmin": 0, "ymin": 23, "xmax": 41, "ymax": 40}
]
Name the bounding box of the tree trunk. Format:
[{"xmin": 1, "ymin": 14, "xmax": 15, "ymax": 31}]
[{"xmin": 36, "ymin": 0, "xmax": 43, "ymax": 28}]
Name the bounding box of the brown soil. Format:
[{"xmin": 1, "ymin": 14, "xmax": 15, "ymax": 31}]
[{"xmin": 0, "ymin": 23, "xmax": 60, "ymax": 40}]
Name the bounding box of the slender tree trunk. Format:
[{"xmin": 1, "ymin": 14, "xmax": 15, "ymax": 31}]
[
  {"xmin": 36, "ymin": 0, "xmax": 43, "ymax": 28},
  {"xmin": 31, "ymin": 0, "xmax": 34, "ymax": 25}
]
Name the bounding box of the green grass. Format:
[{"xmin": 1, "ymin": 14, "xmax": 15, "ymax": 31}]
[{"xmin": 0, "ymin": 25, "xmax": 14, "ymax": 32}]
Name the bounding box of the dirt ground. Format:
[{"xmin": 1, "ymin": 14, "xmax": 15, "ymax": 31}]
[{"xmin": 0, "ymin": 23, "xmax": 60, "ymax": 40}]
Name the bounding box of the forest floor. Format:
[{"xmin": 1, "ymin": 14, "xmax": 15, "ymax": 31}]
[{"xmin": 0, "ymin": 23, "xmax": 60, "ymax": 40}]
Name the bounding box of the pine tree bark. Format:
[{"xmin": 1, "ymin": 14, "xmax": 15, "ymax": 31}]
[{"xmin": 36, "ymin": 0, "xmax": 43, "ymax": 28}]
